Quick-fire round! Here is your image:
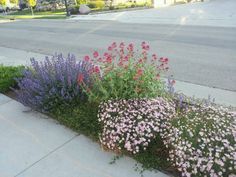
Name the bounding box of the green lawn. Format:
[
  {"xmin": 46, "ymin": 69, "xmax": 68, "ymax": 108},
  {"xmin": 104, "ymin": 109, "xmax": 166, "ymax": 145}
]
[
  {"xmin": 10, "ymin": 8, "xmax": 66, "ymax": 15},
  {"xmin": 0, "ymin": 8, "xmax": 67, "ymax": 19},
  {"xmin": 0, "ymin": 15, "xmax": 67, "ymax": 19}
]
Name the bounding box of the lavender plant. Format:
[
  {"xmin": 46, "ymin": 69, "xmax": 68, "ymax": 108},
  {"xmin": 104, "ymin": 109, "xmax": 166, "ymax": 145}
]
[
  {"xmin": 98, "ymin": 98, "xmax": 176, "ymax": 154},
  {"xmin": 15, "ymin": 54, "xmax": 96, "ymax": 112}
]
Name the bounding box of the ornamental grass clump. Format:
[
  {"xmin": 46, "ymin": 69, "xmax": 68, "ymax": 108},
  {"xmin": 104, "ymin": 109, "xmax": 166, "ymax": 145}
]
[
  {"xmin": 81, "ymin": 42, "xmax": 169, "ymax": 101},
  {"xmin": 98, "ymin": 98, "xmax": 176, "ymax": 154},
  {"xmin": 16, "ymin": 54, "xmax": 99, "ymax": 112},
  {"xmin": 161, "ymin": 106, "xmax": 236, "ymax": 177}
]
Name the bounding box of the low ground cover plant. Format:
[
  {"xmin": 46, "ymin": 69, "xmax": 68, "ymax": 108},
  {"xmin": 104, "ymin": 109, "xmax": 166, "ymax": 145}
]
[
  {"xmin": 163, "ymin": 106, "xmax": 236, "ymax": 177},
  {"xmin": 14, "ymin": 42, "xmax": 236, "ymax": 176},
  {"xmin": 0, "ymin": 65, "xmax": 24, "ymax": 93},
  {"xmin": 98, "ymin": 98, "xmax": 175, "ymax": 153}
]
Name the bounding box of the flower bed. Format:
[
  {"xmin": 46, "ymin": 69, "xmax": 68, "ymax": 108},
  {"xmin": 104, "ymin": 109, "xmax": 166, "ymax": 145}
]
[{"xmin": 14, "ymin": 42, "xmax": 236, "ymax": 176}]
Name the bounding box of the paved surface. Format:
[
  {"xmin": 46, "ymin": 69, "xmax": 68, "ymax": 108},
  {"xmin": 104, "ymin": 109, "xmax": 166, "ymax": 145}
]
[
  {"xmin": 0, "ymin": 93, "xmax": 170, "ymax": 177},
  {"xmin": 71, "ymin": 0, "xmax": 236, "ymax": 27}
]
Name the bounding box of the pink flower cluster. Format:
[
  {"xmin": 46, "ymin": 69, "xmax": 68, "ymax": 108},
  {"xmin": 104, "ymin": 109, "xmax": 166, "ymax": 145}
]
[
  {"xmin": 82, "ymin": 42, "xmax": 169, "ymax": 80},
  {"xmin": 98, "ymin": 98, "xmax": 175, "ymax": 154},
  {"xmin": 161, "ymin": 106, "xmax": 236, "ymax": 177}
]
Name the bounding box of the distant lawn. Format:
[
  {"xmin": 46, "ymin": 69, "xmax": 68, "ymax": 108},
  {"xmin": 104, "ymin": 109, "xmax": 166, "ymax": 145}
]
[
  {"xmin": 0, "ymin": 14, "xmax": 67, "ymax": 20},
  {"xmin": 10, "ymin": 8, "xmax": 66, "ymax": 15},
  {"xmin": 0, "ymin": 8, "xmax": 67, "ymax": 19}
]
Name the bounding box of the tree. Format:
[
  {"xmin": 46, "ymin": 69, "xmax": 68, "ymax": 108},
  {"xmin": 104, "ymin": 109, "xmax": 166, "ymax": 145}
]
[
  {"xmin": 27, "ymin": 0, "xmax": 36, "ymax": 16},
  {"xmin": 10, "ymin": 0, "xmax": 18, "ymax": 4},
  {"xmin": 0, "ymin": 0, "xmax": 6, "ymax": 6}
]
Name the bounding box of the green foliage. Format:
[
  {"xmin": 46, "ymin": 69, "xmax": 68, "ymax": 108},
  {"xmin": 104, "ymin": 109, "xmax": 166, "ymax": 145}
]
[
  {"xmin": 9, "ymin": 8, "xmax": 65, "ymax": 15},
  {"xmin": 68, "ymin": 5, "xmax": 80, "ymax": 14},
  {"xmin": 0, "ymin": 0, "xmax": 6, "ymax": 6},
  {"xmin": 90, "ymin": 60, "xmax": 164, "ymax": 102},
  {"xmin": 84, "ymin": 42, "xmax": 168, "ymax": 102},
  {"xmin": 53, "ymin": 102, "xmax": 101, "ymax": 140},
  {"xmin": 0, "ymin": 65, "xmax": 24, "ymax": 93},
  {"xmin": 27, "ymin": 0, "xmax": 36, "ymax": 7},
  {"xmin": 76, "ymin": 0, "xmax": 86, "ymax": 5},
  {"xmin": 87, "ymin": 0, "xmax": 105, "ymax": 9},
  {"xmin": 133, "ymin": 136, "xmax": 171, "ymax": 171},
  {"xmin": 10, "ymin": 0, "xmax": 18, "ymax": 4}
]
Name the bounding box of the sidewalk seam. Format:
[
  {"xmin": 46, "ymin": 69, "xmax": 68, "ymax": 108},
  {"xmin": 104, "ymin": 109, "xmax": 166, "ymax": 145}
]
[{"xmin": 14, "ymin": 134, "xmax": 79, "ymax": 177}]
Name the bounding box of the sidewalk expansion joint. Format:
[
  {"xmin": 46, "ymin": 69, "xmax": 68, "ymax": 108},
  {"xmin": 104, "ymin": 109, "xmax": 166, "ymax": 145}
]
[{"xmin": 14, "ymin": 133, "xmax": 80, "ymax": 177}]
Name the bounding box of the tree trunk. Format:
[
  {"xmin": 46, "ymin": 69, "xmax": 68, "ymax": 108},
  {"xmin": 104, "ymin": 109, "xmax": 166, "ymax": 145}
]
[{"xmin": 30, "ymin": 6, "xmax": 34, "ymax": 16}]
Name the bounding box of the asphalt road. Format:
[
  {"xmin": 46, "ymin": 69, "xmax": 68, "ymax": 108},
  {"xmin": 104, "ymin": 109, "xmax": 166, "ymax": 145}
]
[{"xmin": 0, "ymin": 19, "xmax": 235, "ymax": 91}]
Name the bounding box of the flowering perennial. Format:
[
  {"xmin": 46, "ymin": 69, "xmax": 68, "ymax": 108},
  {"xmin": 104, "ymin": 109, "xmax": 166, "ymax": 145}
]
[
  {"xmin": 161, "ymin": 106, "xmax": 236, "ymax": 177},
  {"xmin": 81, "ymin": 42, "xmax": 169, "ymax": 101},
  {"xmin": 98, "ymin": 98, "xmax": 176, "ymax": 154},
  {"xmin": 16, "ymin": 54, "xmax": 99, "ymax": 112}
]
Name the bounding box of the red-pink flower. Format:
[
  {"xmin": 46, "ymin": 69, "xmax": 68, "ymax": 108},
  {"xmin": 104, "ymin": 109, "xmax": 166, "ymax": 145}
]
[
  {"xmin": 111, "ymin": 42, "xmax": 117, "ymax": 48},
  {"xmin": 138, "ymin": 59, "xmax": 143, "ymax": 63},
  {"xmin": 83, "ymin": 56, "xmax": 90, "ymax": 62},
  {"xmin": 127, "ymin": 43, "xmax": 134, "ymax": 51},
  {"xmin": 124, "ymin": 56, "xmax": 129, "ymax": 61},
  {"xmin": 108, "ymin": 46, "xmax": 113, "ymax": 51},
  {"xmin": 104, "ymin": 52, "xmax": 109, "ymax": 57},
  {"xmin": 77, "ymin": 73, "xmax": 84, "ymax": 84},
  {"xmin": 142, "ymin": 45, "xmax": 150, "ymax": 50},
  {"xmin": 119, "ymin": 42, "xmax": 125, "ymax": 48},
  {"xmin": 141, "ymin": 41, "xmax": 146, "ymax": 47},
  {"xmin": 97, "ymin": 57, "xmax": 102, "ymax": 62},
  {"xmin": 137, "ymin": 68, "xmax": 143, "ymax": 75},
  {"xmin": 93, "ymin": 66, "xmax": 100, "ymax": 74},
  {"xmin": 152, "ymin": 54, "xmax": 157, "ymax": 60},
  {"xmin": 118, "ymin": 61, "xmax": 123, "ymax": 66},
  {"xmin": 105, "ymin": 56, "xmax": 112, "ymax": 63},
  {"xmin": 93, "ymin": 51, "xmax": 99, "ymax": 58}
]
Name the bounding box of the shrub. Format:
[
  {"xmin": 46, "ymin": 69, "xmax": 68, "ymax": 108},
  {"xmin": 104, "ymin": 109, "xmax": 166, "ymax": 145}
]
[
  {"xmin": 15, "ymin": 54, "xmax": 99, "ymax": 112},
  {"xmin": 0, "ymin": 65, "xmax": 24, "ymax": 93},
  {"xmin": 161, "ymin": 106, "xmax": 236, "ymax": 177},
  {"xmin": 81, "ymin": 42, "xmax": 169, "ymax": 102},
  {"xmin": 87, "ymin": 0, "xmax": 105, "ymax": 9},
  {"xmin": 76, "ymin": 0, "xmax": 86, "ymax": 5},
  {"xmin": 68, "ymin": 5, "xmax": 80, "ymax": 15},
  {"xmin": 98, "ymin": 98, "xmax": 176, "ymax": 154}
]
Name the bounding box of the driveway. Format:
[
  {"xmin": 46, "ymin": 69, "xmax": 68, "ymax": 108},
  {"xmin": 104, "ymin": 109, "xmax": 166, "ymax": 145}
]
[{"xmin": 71, "ymin": 0, "xmax": 236, "ymax": 27}]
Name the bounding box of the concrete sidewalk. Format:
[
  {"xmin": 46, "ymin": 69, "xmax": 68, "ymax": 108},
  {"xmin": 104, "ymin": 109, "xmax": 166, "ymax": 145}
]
[{"xmin": 0, "ymin": 94, "xmax": 170, "ymax": 177}]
